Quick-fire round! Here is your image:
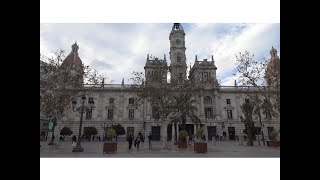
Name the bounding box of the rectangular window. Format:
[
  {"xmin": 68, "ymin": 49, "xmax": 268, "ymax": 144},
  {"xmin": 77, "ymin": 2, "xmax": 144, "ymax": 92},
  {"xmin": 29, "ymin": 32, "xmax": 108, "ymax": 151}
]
[
  {"xmin": 107, "ymin": 109, "xmax": 113, "ymax": 119},
  {"xmin": 226, "ymin": 99, "xmax": 231, "ymax": 104},
  {"xmin": 86, "ymin": 109, "xmax": 92, "ymax": 119},
  {"xmin": 205, "ymin": 108, "xmax": 213, "ymax": 119},
  {"xmin": 227, "ymin": 110, "xmax": 233, "ymax": 119},
  {"xmin": 109, "ymin": 98, "xmax": 114, "ymax": 104},
  {"xmin": 245, "ymin": 99, "xmax": 249, "ymax": 103},
  {"xmin": 129, "ymin": 98, "xmax": 134, "ymax": 105},
  {"xmin": 203, "ymin": 72, "xmax": 208, "ymax": 80},
  {"xmin": 129, "ymin": 109, "xmax": 134, "ymax": 119}
]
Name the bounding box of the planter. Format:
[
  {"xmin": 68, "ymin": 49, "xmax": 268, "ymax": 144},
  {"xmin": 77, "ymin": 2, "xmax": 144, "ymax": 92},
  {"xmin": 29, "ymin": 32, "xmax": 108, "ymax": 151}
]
[
  {"xmin": 267, "ymin": 140, "xmax": 280, "ymax": 147},
  {"xmin": 194, "ymin": 142, "xmax": 207, "ymax": 153},
  {"xmin": 178, "ymin": 141, "xmax": 187, "ymax": 149},
  {"xmin": 103, "ymin": 142, "xmax": 117, "ymax": 153}
]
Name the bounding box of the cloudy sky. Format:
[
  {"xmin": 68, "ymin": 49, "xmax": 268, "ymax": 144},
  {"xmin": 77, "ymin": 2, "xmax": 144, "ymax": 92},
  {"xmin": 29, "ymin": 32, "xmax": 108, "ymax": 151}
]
[{"xmin": 40, "ymin": 23, "xmax": 280, "ymax": 85}]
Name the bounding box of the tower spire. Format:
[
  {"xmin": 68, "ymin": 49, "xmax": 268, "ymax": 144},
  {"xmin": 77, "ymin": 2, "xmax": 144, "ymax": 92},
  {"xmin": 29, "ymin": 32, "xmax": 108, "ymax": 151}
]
[
  {"xmin": 164, "ymin": 54, "xmax": 166, "ymax": 60},
  {"xmin": 122, "ymin": 78, "xmax": 124, "ymax": 85},
  {"xmin": 195, "ymin": 55, "xmax": 198, "ymax": 61},
  {"xmin": 270, "ymin": 46, "xmax": 277, "ymax": 58},
  {"xmin": 147, "ymin": 54, "xmax": 149, "ymax": 60},
  {"xmin": 71, "ymin": 41, "xmax": 79, "ymax": 54}
]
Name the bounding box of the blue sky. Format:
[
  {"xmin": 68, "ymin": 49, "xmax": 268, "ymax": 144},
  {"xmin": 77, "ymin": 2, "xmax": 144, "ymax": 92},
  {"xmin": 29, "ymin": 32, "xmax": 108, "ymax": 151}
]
[{"xmin": 40, "ymin": 23, "xmax": 280, "ymax": 85}]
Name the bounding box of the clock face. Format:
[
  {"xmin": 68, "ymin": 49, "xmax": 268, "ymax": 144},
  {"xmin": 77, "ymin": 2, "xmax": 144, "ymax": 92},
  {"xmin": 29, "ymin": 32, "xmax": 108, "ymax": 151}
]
[{"xmin": 175, "ymin": 39, "xmax": 181, "ymax": 45}]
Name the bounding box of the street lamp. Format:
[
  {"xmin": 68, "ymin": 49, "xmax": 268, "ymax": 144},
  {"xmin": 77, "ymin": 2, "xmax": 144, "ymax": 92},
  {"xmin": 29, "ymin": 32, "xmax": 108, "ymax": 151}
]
[{"xmin": 71, "ymin": 95, "xmax": 95, "ymax": 152}]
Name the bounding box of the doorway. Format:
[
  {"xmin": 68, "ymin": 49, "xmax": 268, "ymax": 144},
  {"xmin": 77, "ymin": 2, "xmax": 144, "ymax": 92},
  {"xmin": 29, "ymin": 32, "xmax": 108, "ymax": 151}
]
[
  {"xmin": 207, "ymin": 126, "xmax": 217, "ymax": 141},
  {"xmin": 228, "ymin": 127, "xmax": 236, "ymax": 140},
  {"xmin": 152, "ymin": 126, "xmax": 161, "ymax": 141},
  {"xmin": 167, "ymin": 124, "xmax": 172, "ymax": 141},
  {"xmin": 186, "ymin": 124, "xmax": 194, "ymax": 136}
]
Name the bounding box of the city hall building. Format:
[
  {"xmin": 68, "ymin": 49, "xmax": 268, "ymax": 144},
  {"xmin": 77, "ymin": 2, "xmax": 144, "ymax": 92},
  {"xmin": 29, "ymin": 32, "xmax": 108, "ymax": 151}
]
[{"xmin": 43, "ymin": 23, "xmax": 280, "ymax": 143}]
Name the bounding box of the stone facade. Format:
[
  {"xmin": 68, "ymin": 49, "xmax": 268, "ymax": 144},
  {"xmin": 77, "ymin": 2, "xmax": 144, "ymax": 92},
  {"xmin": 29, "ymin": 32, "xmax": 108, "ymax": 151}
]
[{"xmin": 54, "ymin": 23, "xmax": 280, "ymax": 143}]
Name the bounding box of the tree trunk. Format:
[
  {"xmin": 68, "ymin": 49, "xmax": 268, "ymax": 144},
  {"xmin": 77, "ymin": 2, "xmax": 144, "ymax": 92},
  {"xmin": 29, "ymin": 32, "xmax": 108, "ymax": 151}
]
[
  {"xmin": 246, "ymin": 119, "xmax": 254, "ymax": 146},
  {"xmin": 258, "ymin": 111, "xmax": 265, "ymax": 146},
  {"xmin": 181, "ymin": 115, "xmax": 186, "ymax": 130}
]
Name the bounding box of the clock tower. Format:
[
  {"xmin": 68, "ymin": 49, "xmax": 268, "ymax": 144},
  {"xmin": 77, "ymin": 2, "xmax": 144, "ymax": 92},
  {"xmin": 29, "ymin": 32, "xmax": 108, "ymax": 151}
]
[{"xmin": 169, "ymin": 23, "xmax": 187, "ymax": 83}]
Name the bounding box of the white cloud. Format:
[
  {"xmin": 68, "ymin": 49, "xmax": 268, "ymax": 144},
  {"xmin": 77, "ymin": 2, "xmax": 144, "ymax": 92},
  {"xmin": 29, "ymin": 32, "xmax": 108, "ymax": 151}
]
[{"xmin": 40, "ymin": 23, "xmax": 280, "ymax": 85}]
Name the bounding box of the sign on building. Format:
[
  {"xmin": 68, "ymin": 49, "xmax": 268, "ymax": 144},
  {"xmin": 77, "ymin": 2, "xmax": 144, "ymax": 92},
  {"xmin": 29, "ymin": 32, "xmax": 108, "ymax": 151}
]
[{"xmin": 48, "ymin": 122, "xmax": 53, "ymax": 131}]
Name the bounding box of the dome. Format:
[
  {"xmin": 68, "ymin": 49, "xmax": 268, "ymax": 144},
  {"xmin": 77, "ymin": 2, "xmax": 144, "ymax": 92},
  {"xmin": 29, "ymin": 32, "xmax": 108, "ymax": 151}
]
[
  {"xmin": 62, "ymin": 53, "xmax": 83, "ymax": 67},
  {"xmin": 61, "ymin": 42, "xmax": 83, "ymax": 69}
]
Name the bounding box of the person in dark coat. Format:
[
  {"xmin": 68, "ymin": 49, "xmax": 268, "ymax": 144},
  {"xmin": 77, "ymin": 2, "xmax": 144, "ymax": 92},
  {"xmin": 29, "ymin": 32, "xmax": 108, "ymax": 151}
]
[
  {"xmin": 128, "ymin": 133, "xmax": 133, "ymax": 150},
  {"xmin": 148, "ymin": 134, "xmax": 152, "ymax": 149},
  {"xmin": 135, "ymin": 135, "xmax": 141, "ymax": 150}
]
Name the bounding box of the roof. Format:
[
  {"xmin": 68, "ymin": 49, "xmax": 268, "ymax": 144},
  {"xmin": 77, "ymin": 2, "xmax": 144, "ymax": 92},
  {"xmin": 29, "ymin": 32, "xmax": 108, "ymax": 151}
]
[{"xmin": 62, "ymin": 53, "xmax": 83, "ymax": 67}]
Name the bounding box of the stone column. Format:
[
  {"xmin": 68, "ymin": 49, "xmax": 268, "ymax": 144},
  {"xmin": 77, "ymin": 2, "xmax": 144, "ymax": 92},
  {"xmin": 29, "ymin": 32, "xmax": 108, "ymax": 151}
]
[
  {"xmin": 235, "ymin": 95, "xmax": 240, "ymax": 121},
  {"xmin": 200, "ymin": 95, "xmax": 204, "ymax": 117},
  {"xmin": 216, "ymin": 94, "xmax": 221, "ymax": 118},
  {"xmin": 161, "ymin": 121, "xmax": 167, "ymax": 149},
  {"xmin": 203, "ymin": 124, "xmax": 208, "ymax": 142},
  {"xmin": 177, "ymin": 122, "xmax": 180, "ymax": 140},
  {"xmin": 171, "ymin": 122, "xmax": 174, "ymax": 142}
]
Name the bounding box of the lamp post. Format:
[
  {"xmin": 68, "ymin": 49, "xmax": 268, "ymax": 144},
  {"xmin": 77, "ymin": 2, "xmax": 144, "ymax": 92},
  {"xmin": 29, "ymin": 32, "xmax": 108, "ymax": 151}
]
[{"xmin": 71, "ymin": 95, "xmax": 95, "ymax": 152}]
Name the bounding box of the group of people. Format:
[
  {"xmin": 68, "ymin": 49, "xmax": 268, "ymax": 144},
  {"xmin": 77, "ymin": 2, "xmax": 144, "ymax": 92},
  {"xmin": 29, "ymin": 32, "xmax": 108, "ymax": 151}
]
[{"xmin": 127, "ymin": 132, "xmax": 153, "ymax": 150}]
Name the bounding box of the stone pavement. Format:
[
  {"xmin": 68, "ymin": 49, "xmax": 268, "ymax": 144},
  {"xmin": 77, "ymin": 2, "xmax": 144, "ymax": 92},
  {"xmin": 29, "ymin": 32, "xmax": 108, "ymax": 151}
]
[{"xmin": 40, "ymin": 140, "xmax": 280, "ymax": 158}]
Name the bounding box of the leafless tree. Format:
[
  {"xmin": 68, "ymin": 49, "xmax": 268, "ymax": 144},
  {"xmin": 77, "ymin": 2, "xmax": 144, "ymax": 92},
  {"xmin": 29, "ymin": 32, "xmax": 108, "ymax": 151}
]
[
  {"xmin": 130, "ymin": 65, "xmax": 201, "ymax": 144},
  {"xmin": 40, "ymin": 49, "xmax": 105, "ymax": 144},
  {"xmin": 234, "ymin": 51, "xmax": 280, "ymax": 146}
]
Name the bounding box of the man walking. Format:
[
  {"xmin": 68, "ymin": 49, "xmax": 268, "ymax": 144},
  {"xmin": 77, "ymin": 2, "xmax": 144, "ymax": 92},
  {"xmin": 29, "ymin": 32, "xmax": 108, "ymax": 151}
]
[
  {"xmin": 148, "ymin": 133, "xmax": 152, "ymax": 149},
  {"xmin": 128, "ymin": 133, "xmax": 133, "ymax": 150}
]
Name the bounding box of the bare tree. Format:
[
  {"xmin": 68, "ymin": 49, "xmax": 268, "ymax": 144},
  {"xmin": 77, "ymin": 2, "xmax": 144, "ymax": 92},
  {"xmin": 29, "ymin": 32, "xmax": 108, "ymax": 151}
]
[
  {"xmin": 130, "ymin": 66, "xmax": 201, "ymax": 145},
  {"xmin": 130, "ymin": 70, "xmax": 174, "ymax": 146},
  {"xmin": 240, "ymin": 100, "xmax": 255, "ymax": 146},
  {"xmin": 234, "ymin": 51, "xmax": 280, "ymax": 146},
  {"xmin": 40, "ymin": 49, "xmax": 105, "ymax": 145}
]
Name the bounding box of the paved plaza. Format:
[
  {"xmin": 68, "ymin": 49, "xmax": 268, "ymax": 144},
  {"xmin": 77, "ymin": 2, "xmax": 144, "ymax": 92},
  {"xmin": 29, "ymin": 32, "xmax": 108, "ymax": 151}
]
[{"xmin": 40, "ymin": 140, "xmax": 280, "ymax": 157}]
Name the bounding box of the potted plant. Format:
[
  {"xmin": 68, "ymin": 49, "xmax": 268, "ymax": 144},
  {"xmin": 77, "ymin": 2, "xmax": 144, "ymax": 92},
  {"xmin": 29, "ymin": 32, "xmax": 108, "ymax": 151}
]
[
  {"xmin": 194, "ymin": 128, "xmax": 207, "ymax": 153},
  {"xmin": 103, "ymin": 128, "xmax": 117, "ymax": 153},
  {"xmin": 111, "ymin": 124, "xmax": 126, "ymax": 141},
  {"xmin": 267, "ymin": 130, "xmax": 280, "ymax": 147},
  {"xmin": 178, "ymin": 130, "xmax": 188, "ymax": 149}
]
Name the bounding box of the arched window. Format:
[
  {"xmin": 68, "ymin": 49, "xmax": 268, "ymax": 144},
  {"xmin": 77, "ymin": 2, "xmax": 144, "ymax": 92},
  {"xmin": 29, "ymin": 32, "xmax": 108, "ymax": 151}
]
[{"xmin": 204, "ymin": 96, "xmax": 212, "ymax": 105}]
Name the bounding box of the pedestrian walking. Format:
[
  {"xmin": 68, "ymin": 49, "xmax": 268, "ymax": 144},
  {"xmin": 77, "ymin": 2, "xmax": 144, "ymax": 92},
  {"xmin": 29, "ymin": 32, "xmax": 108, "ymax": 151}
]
[
  {"xmin": 135, "ymin": 135, "xmax": 141, "ymax": 150},
  {"xmin": 128, "ymin": 133, "xmax": 133, "ymax": 150},
  {"xmin": 72, "ymin": 135, "xmax": 77, "ymax": 147},
  {"xmin": 140, "ymin": 134, "xmax": 145, "ymax": 149},
  {"xmin": 148, "ymin": 133, "xmax": 152, "ymax": 149}
]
